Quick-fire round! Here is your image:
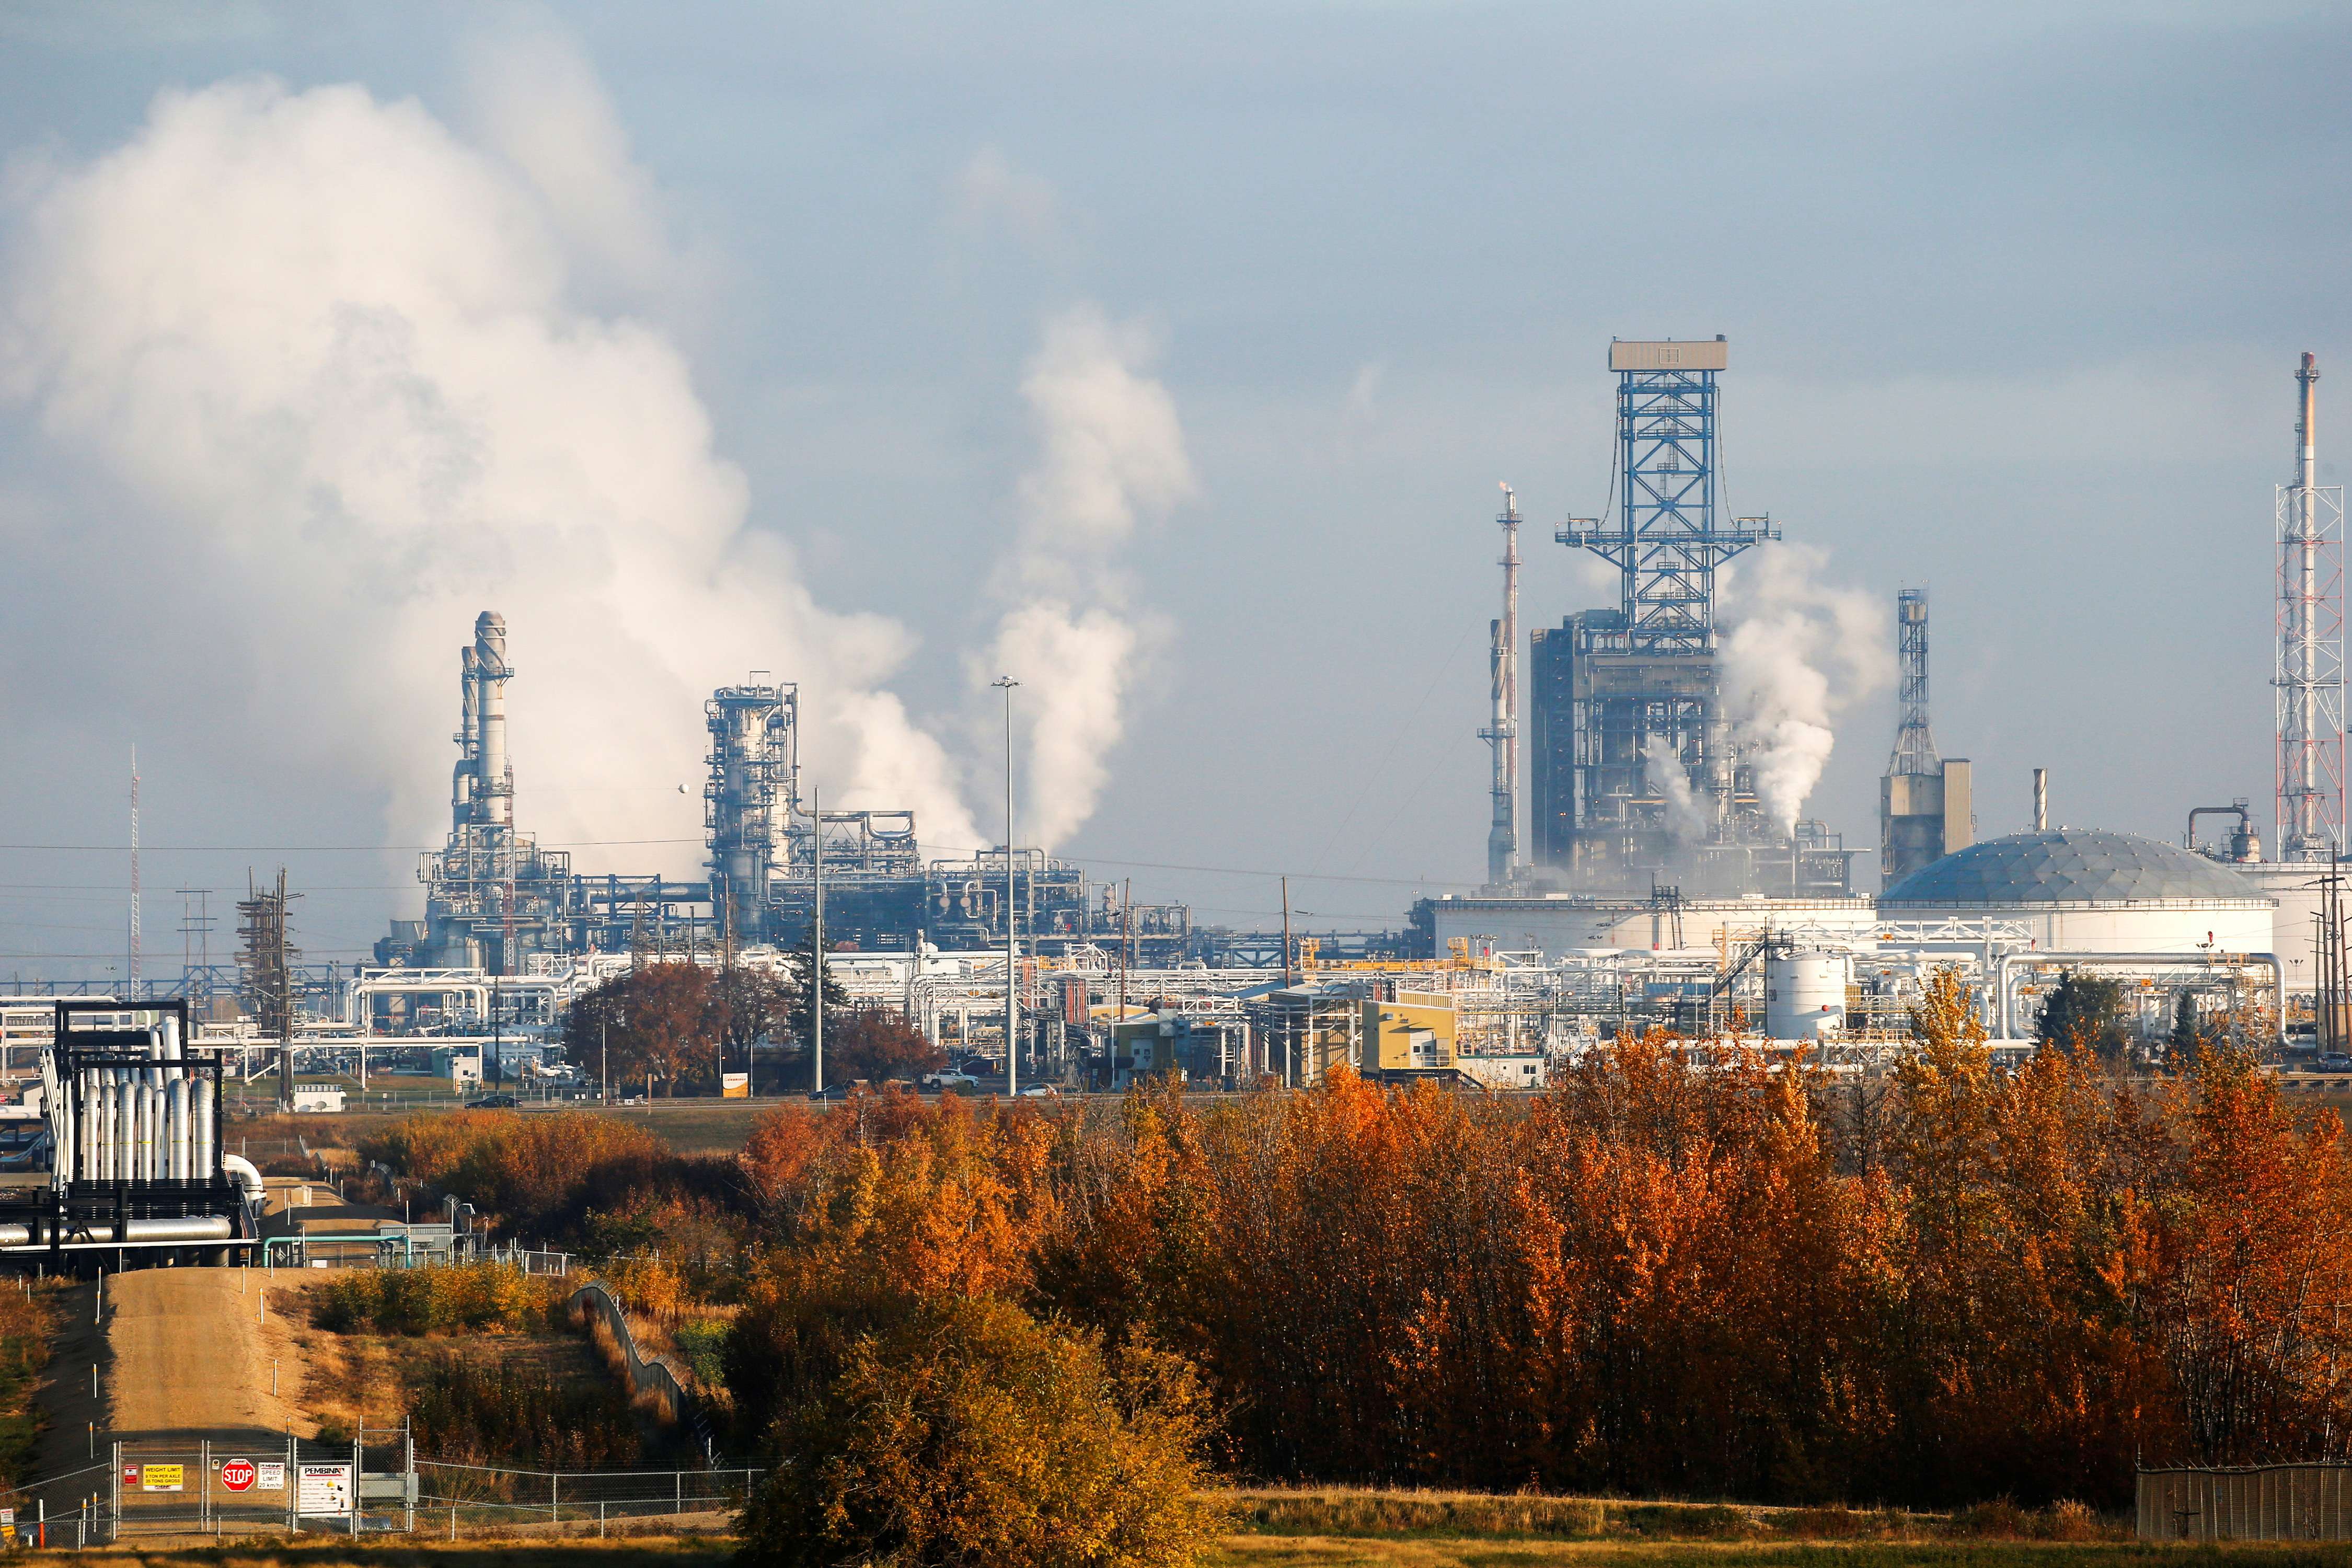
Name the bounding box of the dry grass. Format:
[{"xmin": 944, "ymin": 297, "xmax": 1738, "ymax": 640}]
[
  {"xmin": 1216, "ymin": 1491, "xmax": 2132, "ymax": 1546},
  {"xmin": 1209, "ymin": 1543, "xmax": 2352, "ymax": 1567},
  {"xmin": 44, "ymin": 1538, "xmax": 732, "ymax": 1568}
]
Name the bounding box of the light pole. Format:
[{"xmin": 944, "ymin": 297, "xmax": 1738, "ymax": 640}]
[
  {"xmin": 811, "ymin": 785, "xmax": 824, "ymax": 1098},
  {"xmin": 992, "ymin": 676, "xmax": 1019, "ymax": 1097}
]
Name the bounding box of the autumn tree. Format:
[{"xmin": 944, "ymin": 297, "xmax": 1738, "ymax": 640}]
[
  {"xmin": 2035, "ymin": 969, "xmax": 2131, "ymax": 1066},
  {"xmin": 561, "ymin": 962, "xmax": 723, "ymax": 1096},
  {"xmin": 716, "ymin": 965, "xmax": 795, "ymax": 1074},
  {"xmin": 829, "ymin": 1008, "xmax": 946, "ymax": 1084},
  {"xmin": 736, "ymin": 1296, "xmax": 1218, "ymax": 1568}
]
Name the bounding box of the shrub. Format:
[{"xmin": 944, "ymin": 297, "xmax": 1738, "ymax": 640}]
[
  {"xmin": 674, "ymin": 1318, "xmax": 729, "ymax": 1390},
  {"xmin": 406, "ymin": 1351, "xmax": 640, "ymax": 1471},
  {"xmin": 313, "ymin": 1262, "xmax": 564, "ymax": 1335},
  {"xmin": 736, "ymin": 1296, "xmax": 1219, "ymax": 1568}
]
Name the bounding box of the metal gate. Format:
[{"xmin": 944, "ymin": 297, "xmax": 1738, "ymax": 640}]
[{"xmin": 110, "ymin": 1431, "xmax": 415, "ymax": 1538}]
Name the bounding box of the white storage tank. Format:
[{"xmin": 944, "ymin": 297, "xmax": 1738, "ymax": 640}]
[{"xmin": 1765, "ymin": 950, "xmax": 1848, "ymax": 1040}]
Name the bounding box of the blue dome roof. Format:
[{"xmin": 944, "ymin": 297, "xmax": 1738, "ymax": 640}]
[{"xmin": 1878, "ymin": 828, "xmax": 2272, "ymax": 908}]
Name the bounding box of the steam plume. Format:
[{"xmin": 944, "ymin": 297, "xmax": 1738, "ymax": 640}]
[
  {"xmin": 976, "ymin": 305, "xmax": 1195, "ymax": 849},
  {"xmin": 1719, "ymin": 546, "xmax": 1890, "ymax": 834},
  {"xmin": 0, "ymin": 68, "xmax": 983, "ymax": 866}
]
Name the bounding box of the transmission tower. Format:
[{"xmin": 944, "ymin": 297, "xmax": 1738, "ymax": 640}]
[{"xmin": 238, "ymin": 869, "xmax": 301, "ymax": 1111}]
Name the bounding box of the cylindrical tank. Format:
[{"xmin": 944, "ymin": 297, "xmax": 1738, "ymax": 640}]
[{"xmin": 1765, "ymin": 950, "xmax": 1849, "ymax": 1040}]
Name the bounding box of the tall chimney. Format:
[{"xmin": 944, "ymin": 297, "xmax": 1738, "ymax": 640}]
[{"xmin": 2033, "ymin": 767, "xmax": 2048, "ymax": 833}]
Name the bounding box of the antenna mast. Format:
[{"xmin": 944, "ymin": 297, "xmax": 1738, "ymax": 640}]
[{"xmin": 129, "ymin": 746, "xmax": 141, "ymax": 1000}]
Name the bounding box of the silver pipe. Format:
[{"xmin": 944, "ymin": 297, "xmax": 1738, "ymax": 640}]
[
  {"xmin": 193, "ymin": 1079, "xmax": 215, "ymax": 1180},
  {"xmin": 166, "ymin": 1080, "xmax": 189, "ymax": 1182}
]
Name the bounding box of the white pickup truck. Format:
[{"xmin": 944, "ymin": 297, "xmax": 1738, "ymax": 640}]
[{"xmin": 921, "ymin": 1069, "xmax": 981, "ymax": 1091}]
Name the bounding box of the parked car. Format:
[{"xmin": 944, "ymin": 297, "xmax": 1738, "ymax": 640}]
[
  {"xmin": 2319, "ymin": 1053, "xmax": 2352, "ymax": 1072},
  {"xmin": 466, "ymin": 1093, "xmax": 519, "ymax": 1109},
  {"xmin": 922, "ymin": 1070, "xmax": 980, "ymax": 1091}
]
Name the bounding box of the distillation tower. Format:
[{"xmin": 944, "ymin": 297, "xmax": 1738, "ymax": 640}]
[
  {"xmin": 706, "ymin": 681, "xmax": 798, "ymax": 947},
  {"xmin": 1529, "ymin": 339, "xmax": 1854, "ymax": 897},
  {"xmin": 413, "ymin": 612, "xmax": 575, "ymax": 972}
]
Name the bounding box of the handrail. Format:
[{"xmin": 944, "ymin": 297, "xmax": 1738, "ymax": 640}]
[{"xmin": 261, "ymin": 1231, "xmax": 414, "ymax": 1266}]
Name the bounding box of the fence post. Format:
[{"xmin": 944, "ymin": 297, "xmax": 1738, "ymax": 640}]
[
  {"xmin": 675, "ymin": 1470, "xmax": 681, "ymax": 1515},
  {"xmin": 286, "ymin": 1432, "xmax": 297, "ymax": 1534},
  {"xmin": 201, "ymin": 1437, "xmax": 210, "ymax": 1535},
  {"xmin": 109, "ymin": 1440, "xmax": 119, "ymax": 1542}
]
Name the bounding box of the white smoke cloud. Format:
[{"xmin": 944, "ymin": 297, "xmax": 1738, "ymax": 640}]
[
  {"xmin": 1641, "ymin": 735, "xmax": 1712, "ymax": 844},
  {"xmin": 1718, "ymin": 545, "xmax": 1892, "ymax": 835},
  {"xmin": 0, "ymin": 67, "xmax": 985, "ymax": 870},
  {"xmin": 974, "ymin": 304, "xmax": 1195, "ymax": 850}
]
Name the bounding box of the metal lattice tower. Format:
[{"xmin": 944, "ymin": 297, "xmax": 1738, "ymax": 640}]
[
  {"xmin": 1559, "ymin": 339, "xmax": 1778, "ymax": 653},
  {"xmin": 2279, "ymin": 351, "xmax": 2346, "ymax": 861},
  {"xmin": 1888, "ymin": 590, "xmax": 1938, "ymax": 776}
]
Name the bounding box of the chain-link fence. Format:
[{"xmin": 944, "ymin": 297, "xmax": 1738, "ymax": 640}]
[{"xmin": 0, "ymin": 1437, "xmax": 751, "ymax": 1540}]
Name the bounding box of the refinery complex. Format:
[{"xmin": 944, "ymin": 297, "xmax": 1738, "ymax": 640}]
[{"xmin": 7, "ymin": 338, "xmax": 2344, "ymax": 1100}]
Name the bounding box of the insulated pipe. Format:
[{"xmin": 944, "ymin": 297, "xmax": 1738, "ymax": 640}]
[
  {"xmin": 221, "ymin": 1152, "xmax": 262, "ymax": 1200},
  {"xmin": 0, "ymin": 1216, "xmax": 237, "ymax": 1248},
  {"xmin": 194, "ymin": 1080, "xmax": 215, "ymax": 1180},
  {"xmin": 166, "ymin": 1080, "xmax": 188, "ymax": 1182},
  {"xmin": 113, "ymin": 1078, "xmax": 132, "ymax": 1183},
  {"xmin": 1994, "ymin": 951, "xmax": 2281, "ymax": 1039},
  {"xmin": 138, "ymin": 1082, "xmax": 157, "ymax": 1182},
  {"xmin": 79, "ymin": 1078, "xmax": 98, "ymax": 1184}
]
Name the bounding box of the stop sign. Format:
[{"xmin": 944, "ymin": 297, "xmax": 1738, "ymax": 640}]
[{"xmin": 220, "ymin": 1460, "xmax": 256, "ymax": 1492}]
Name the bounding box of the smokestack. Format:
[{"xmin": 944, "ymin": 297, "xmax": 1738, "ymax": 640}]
[
  {"xmin": 1483, "ymin": 485, "xmax": 1521, "ymax": 887},
  {"xmin": 2280, "ymin": 351, "xmax": 2343, "ymax": 860},
  {"xmin": 2033, "ymin": 767, "xmax": 2048, "ymax": 832},
  {"xmin": 473, "ymin": 611, "xmax": 513, "ymax": 831}
]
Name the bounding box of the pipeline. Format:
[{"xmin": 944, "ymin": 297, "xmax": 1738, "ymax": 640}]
[{"xmin": 0, "ymin": 1216, "xmax": 232, "ymax": 1248}]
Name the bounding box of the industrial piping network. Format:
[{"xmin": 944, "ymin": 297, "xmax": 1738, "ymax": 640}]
[{"xmin": 0, "ymin": 1000, "xmax": 263, "ymax": 1263}]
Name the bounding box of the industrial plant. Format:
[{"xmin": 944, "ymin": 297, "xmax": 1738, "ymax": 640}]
[{"xmin": 1, "ymin": 337, "xmax": 2343, "ymax": 1151}]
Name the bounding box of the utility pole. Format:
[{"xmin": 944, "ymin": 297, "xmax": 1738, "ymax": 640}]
[
  {"xmin": 810, "ymin": 786, "xmax": 824, "ymax": 1098},
  {"xmin": 993, "ymin": 677, "xmax": 1020, "ymax": 1096},
  {"xmin": 1281, "ymin": 875, "xmax": 1294, "ymax": 987}
]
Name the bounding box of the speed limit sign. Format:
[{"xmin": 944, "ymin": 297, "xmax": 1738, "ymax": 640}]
[{"xmin": 220, "ymin": 1459, "xmax": 257, "ymax": 1493}]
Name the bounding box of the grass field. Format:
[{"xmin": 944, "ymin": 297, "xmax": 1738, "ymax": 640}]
[{"xmin": 1207, "ymin": 1545, "xmax": 2352, "ymax": 1567}]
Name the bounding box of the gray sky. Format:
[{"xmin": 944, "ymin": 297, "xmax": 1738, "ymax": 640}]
[{"xmin": 0, "ymin": 0, "xmax": 2345, "ymax": 975}]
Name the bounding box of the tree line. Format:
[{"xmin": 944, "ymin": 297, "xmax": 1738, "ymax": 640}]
[{"xmin": 373, "ymin": 968, "xmax": 2352, "ymax": 1510}]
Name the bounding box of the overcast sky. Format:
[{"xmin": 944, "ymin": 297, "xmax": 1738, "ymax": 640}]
[{"xmin": 0, "ymin": 0, "xmax": 2345, "ymax": 977}]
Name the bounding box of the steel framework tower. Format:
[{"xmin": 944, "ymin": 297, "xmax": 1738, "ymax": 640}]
[
  {"xmin": 706, "ymin": 679, "xmax": 799, "ymax": 946},
  {"xmin": 1888, "ymin": 590, "xmax": 1937, "ymax": 776},
  {"xmin": 2279, "ymin": 352, "xmax": 2346, "ymax": 861},
  {"xmin": 1559, "ymin": 339, "xmax": 1779, "ymax": 654},
  {"xmin": 1482, "ymin": 485, "xmax": 1521, "ymax": 885}
]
